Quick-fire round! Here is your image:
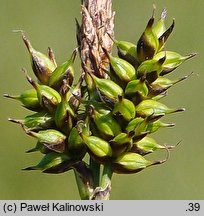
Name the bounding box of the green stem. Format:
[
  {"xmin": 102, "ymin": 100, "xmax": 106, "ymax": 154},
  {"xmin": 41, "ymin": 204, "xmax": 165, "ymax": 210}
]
[
  {"xmin": 90, "ymin": 158, "xmax": 101, "ymax": 188},
  {"xmin": 91, "ymin": 164, "xmax": 113, "ymax": 200},
  {"xmin": 73, "ymin": 162, "xmax": 94, "ymax": 200},
  {"xmin": 74, "ymin": 170, "xmax": 89, "ymax": 200},
  {"xmin": 101, "ymin": 164, "xmax": 113, "ymax": 190}
]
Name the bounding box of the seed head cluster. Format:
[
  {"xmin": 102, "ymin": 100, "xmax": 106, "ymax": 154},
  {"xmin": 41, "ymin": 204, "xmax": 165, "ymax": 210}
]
[{"xmin": 5, "ymin": 9, "xmax": 195, "ymax": 175}]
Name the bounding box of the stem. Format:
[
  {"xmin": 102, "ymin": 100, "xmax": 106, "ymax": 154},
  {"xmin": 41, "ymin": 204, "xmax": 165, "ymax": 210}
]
[
  {"xmin": 74, "ymin": 170, "xmax": 90, "ymax": 200},
  {"xmin": 91, "ymin": 164, "xmax": 113, "ymax": 200},
  {"xmin": 90, "ymin": 158, "xmax": 101, "ymax": 188},
  {"xmin": 101, "ymin": 163, "xmax": 113, "ymax": 189},
  {"xmin": 73, "ymin": 162, "xmax": 94, "ymax": 200}
]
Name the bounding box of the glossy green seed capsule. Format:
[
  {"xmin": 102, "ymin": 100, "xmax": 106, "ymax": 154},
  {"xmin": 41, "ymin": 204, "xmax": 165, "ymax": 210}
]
[
  {"xmin": 4, "ymin": 88, "xmax": 41, "ymax": 111},
  {"xmin": 112, "ymin": 152, "xmax": 154, "ymax": 174},
  {"xmin": 137, "ymin": 15, "xmax": 159, "ymax": 62},
  {"xmin": 89, "ymin": 105, "xmax": 121, "ymax": 139},
  {"xmin": 149, "ymin": 75, "xmax": 189, "ymax": 97},
  {"xmin": 55, "ymin": 90, "xmax": 75, "ymax": 135},
  {"xmin": 137, "ymin": 56, "xmax": 166, "ymax": 78},
  {"xmin": 146, "ymin": 120, "xmax": 175, "ymax": 133},
  {"xmin": 21, "ymin": 32, "xmax": 56, "ymax": 84},
  {"xmin": 84, "ymin": 100, "xmax": 111, "ymax": 115},
  {"xmin": 109, "ymin": 55, "xmax": 136, "ymax": 83},
  {"xmin": 80, "ymin": 133, "xmax": 112, "ymax": 159},
  {"xmin": 115, "ymin": 40, "xmax": 138, "ymax": 66},
  {"xmin": 48, "ymin": 49, "xmax": 76, "ymax": 90},
  {"xmin": 89, "ymin": 72, "xmax": 123, "ymax": 102},
  {"xmin": 136, "ymin": 99, "xmax": 185, "ymax": 117},
  {"xmin": 25, "ymin": 71, "xmax": 61, "ymax": 112},
  {"xmin": 8, "ymin": 111, "xmax": 54, "ymax": 131},
  {"xmin": 23, "ymin": 152, "xmax": 75, "ymax": 174},
  {"xmin": 24, "ymin": 128, "xmax": 66, "ymax": 153},
  {"xmin": 152, "ymin": 76, "xmax": 187, "ymax": 89},
  {"xmin": 154, "ymin": 51, "xmax": 196, "ymax": 75},
  {"xmin": 112, "ymin": 96, "xmax": 136, "ymax": 121},
  {"xmin": 131, "ymin": 136, "xmax": 165, "ymax": 155},
  {"xmin": 110, "ymin": 132, "xmax": 133, "ymax": 156},
  {"xmin": 125, "ymin": 79, "xmax": 149, "ymax": 98},
  {"xmin": 125, "ymin": 117, "xmax": 144, "ymax": 133},
  {"xmin": 68, "ymin": 127, "xmax": 84, "ymax": 151},
  {"xmin": 67, "ymin": 119, "xmax": 88, "ymax": 158}
]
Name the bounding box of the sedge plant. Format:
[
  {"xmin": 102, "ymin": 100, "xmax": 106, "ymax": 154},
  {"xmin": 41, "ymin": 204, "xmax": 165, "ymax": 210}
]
[{"xmin": 4, "ymin": 1, "xmax": 196, "ymax": 200}]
